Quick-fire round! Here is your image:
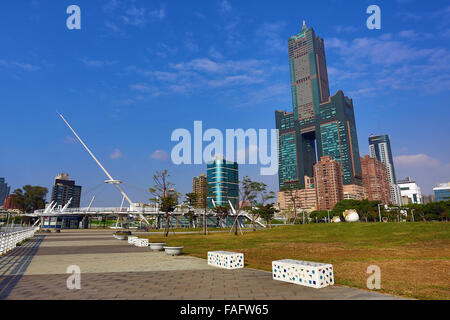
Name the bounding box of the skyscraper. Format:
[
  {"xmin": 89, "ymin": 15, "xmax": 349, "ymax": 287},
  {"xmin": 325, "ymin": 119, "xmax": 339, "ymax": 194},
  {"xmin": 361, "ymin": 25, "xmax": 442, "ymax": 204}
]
[
  {"xmin": 368, "ymin": 134, "xmax": 402, "ymax": 205},
  {"xmin": 276, "ymin": 22, "xmax": 362, "ymax": 193},
  {"xmin": 192, "ymin": 174, "xmax": 207, "ymax": 208},
  {"xmin": 50, "ymin": 173, "xmax": 82, "ymax": 208},
  {"xmin": 207, "ymin": 156, "xmax": 239, "ymax": 209},
  {"xmin": 314, "ymin": 156, "xmax": 344, "ymax": 211},
  {"xmin": 0, "ymin": 178, "xmax": 11, "ymax": 207},
  {"xmin": 360, "ymin": 155, "xmax": 391, "ymax": 205}
]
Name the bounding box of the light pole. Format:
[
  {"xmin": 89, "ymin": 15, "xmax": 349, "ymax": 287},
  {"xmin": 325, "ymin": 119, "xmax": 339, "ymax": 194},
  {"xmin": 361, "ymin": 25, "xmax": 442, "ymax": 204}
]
[
  {"xmin": 377, "ymin": 204, "xmax": 383, "ymax": 222},
  {"xmin": 327, "ymin": 210, "xmax": 330, "ymax": 223}
]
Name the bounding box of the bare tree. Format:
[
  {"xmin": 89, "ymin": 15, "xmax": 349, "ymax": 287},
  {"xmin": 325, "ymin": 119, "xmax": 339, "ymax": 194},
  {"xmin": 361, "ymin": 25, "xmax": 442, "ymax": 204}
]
[
  {"xmin": 149, "ymin": 170, "xmax": 180, "ymax": 237},
  {"xmin": 284, "ymin": 184, "xmax": 303, "ymax": 224}
]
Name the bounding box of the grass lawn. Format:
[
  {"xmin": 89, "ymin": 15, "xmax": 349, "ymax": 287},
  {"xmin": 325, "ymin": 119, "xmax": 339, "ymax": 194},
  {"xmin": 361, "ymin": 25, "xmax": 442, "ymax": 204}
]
[{"xmin": 139, "ymin": 222, "xmax": 450, "ymax": 300}]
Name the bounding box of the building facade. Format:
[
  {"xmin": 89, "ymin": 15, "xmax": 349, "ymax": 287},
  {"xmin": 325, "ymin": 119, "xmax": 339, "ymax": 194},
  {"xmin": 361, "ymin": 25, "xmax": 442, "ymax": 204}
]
[
  {"xmin": 192, "ymin": 174, "xmax": 207, "ymax": 208},
  {"xmin": 433, "ymin": 182, "xmax": 450, "ymax": 202},
  {"xmin": 278, "ymin": 176, "xmax": 317, "ymax": 211},
  {"xmin": 0, "ymin": 178, "xmax": 10, "ymax": 207},
  {"xmin": 50, "ymin": 173, "xmax": 82, "ymax": 208},
  {"xmin": 314, "ymin": 156, "xmax": 344, "ymax": 211},
  {"xmin": 343, "ymin": 184, "xmax": 366, "ymax": 200},
  {"xmin": 206, "ymin": 157, "xmax": 239, "ymax": 209},
  {"xmin": 368, "ymin": 134, "xmax": 401, "ymax": 205},
  {"xmin": 3, "ymin": 194, "xmax": 20, "ymax": 210},
  {"xmin": 360, "ymin": 155, "xmax": 391, "ymax": 204},
  {"xmin": 276, "ymin": 22, "xmax": 362, "ymax": 193},
  {"xmin": 398, "ymin": 177, "xmax": 423, "ymax": 204}
]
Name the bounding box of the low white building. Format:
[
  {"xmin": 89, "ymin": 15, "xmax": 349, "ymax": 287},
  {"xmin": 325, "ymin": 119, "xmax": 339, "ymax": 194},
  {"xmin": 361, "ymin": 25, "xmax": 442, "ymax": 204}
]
[{"xmin": 398, "ymin": 177, "xmax": 422, "ymax": 204}]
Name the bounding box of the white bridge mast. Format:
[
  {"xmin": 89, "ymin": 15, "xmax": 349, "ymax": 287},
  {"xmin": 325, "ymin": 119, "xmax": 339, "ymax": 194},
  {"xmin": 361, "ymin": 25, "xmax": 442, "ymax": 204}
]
[{"xmin": 58, "ymin": 112, "xmax": 150, "ymax": 226}]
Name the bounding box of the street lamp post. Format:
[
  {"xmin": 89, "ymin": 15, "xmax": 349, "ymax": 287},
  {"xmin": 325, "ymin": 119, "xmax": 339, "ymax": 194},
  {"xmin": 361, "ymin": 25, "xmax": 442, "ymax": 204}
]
[{"xmin": 377, "ymin": 204, "xmax": 382, "ymax": 222}]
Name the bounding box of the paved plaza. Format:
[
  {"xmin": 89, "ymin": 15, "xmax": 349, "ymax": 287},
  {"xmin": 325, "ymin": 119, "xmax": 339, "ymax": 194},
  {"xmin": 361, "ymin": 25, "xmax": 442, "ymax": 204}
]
[{"xmin": 0, "ymin": 230, "xmax": 401, "ymax": 300}]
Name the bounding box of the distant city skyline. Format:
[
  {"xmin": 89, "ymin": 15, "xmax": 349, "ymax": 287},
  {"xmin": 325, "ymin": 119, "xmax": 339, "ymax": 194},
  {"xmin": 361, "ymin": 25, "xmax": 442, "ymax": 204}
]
[{"xmin": 1, "ymin": 1, "xmax": 449, "ymax": 206}]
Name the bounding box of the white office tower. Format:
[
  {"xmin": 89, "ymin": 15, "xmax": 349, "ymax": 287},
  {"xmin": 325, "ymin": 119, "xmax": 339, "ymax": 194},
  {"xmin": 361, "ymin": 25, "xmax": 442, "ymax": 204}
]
[
  {"xmin": 369, "ymin": 134, "xmax": 402, "ymax": 205},
  {"xmin": 398, "ymin": 177, "xmax": 423, "ymax": 204}
]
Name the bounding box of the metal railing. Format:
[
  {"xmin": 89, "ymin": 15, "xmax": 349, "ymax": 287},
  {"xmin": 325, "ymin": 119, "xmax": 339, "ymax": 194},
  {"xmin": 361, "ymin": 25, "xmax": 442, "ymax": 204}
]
[{"xmin": 0, "ymin": 227, "xmax": 39, "ymax": 256}]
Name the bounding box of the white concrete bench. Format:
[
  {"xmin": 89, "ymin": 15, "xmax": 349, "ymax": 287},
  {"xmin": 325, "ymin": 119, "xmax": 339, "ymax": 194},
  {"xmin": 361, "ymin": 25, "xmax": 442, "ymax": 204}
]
[
  {"xmin": 207, "ymin": 251, "xmax": 244, "ymax": 269},
  {"xmin": 127, "ymin": 236, "xmax": 138, "ymax": 244},
  {"xmin": 134, "ymin": 238, "xmax": 149, "ymax": 247},
  {"xmin": 272, "ymin": 259, "xmax": 334, "ymax": 288}
]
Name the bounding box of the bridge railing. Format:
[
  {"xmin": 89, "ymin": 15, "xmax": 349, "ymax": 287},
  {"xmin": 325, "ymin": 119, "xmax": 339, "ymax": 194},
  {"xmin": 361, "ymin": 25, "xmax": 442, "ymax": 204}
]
[{"xmin": 0, "ymin": 227, "xmax": 39, "ymax": 256}]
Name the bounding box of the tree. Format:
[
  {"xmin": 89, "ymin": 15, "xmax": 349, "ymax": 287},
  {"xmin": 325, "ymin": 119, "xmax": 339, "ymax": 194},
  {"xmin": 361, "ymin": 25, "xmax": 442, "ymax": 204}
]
[
  {"xmin": 12, "ymin": 185, "xmax": 48, "ymax": 213},
  {"xmin": 235, "ymin": 177, "xmax": 275, "ymax": 233},
  {"xmin": 185, "ymin": 192, "xmax": 198, "ymax": 208},
  {"xmin": 184, "ymin": 192, "xmax": 198, "ymax": 228},
  {"xmin": 281, "ymin": 183, "xmax": 304, "ymax": 224},
  {"xmin": 212, "ymin": 205, "xmax": 230, "ymax": 228},
  {"xmin": 149, "ymin": 170, "xmax": 180, "ymax": 236},
  {"xmin": 309, "ymin": 210, "xmax": 329, "ymax": 222},
  {"xmin": 245, "ymin": 180, "xmax": 275, "ymax": 231},
  {"xmin": 258, "ymin": 203, "xmax": 279, "ymax": 227}
]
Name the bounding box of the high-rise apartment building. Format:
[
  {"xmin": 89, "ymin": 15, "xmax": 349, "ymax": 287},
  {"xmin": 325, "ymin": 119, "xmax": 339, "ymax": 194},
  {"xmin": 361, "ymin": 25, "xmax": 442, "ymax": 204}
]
[
  {"xmin": 0, "ymin": 178, "xmax": 11, "ymax": 207},
  {"xmin": 50, "ymin": 173, "xmax": 82, "ymax": 208},
  {"xmin": 314, "ymin": 156, "xmax": 344, "ymax": 211},
  {"xmin": 278, "ymin": 176, "xmax": 317, "ymax": 211},
  {"xmin": 192, "ymin": 174, "xmax": 207, "ymax": 208},
  {"xmin": 398, "ymin": 177, "xmax": 422, "ymax": 204},
  {"xmin": 276, "ymin": 22, "xmax": 362, "ymax": 192},
  {"xmin": 343, "ymin": 184, "xmax": 366, "ymax": 200},
  {"xmin": 206, "ymin": 156, "xmax": 239, "ymax": 209},
  {"xmin": 360, "ymin": 155, "xmax": 391, "ymax": 204},
  {"xmin": 433, "ymin": 182, "xmax": 450, "ymax": 202},
  {"xmin": 369, "ymin": 134, "xmax": 401, "ymax": 205}
]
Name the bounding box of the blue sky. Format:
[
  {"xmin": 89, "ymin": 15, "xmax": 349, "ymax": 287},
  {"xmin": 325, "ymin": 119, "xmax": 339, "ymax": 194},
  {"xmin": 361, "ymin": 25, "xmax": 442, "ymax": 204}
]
[{"xmin": 1, "ymin": 0, "xmax": 449, "ymax": 206}]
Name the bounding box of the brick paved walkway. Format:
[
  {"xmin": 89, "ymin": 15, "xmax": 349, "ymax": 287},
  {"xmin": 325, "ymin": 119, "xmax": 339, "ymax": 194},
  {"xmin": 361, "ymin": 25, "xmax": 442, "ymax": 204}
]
[{"xmin": 0, "ymin": 230, "xmax": 401, "ymax": 300}]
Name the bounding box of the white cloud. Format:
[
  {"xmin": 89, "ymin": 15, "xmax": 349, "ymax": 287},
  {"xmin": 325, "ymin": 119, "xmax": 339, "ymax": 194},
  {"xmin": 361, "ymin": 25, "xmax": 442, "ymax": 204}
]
[
  {"xmin": 151, "ymin": 150, "xmax": 169, "ymax": 161},
  {"xmin": 394, "ymin": 154, "xmax": 440, "ymax": 168},
  {"xmin": 150, "ymin": 7, "xmax": 166, "ymax": 21},
  {"xmin": 105, "ymin": 21, "xmax": 121, "ymax": 32},
  {"xmin": 110, "ymin": 148, "xmax": 123, "ymax": 159},
  {"xmin": 218, "ymin": 0, "xmax": 232, "ymax": 14},
  {"xmin": 0, "ymin": 60, "xmax": 39, "ymax": 72},
  {"xmin": 334, "ymin": 25, "xmax": 358, "ymax": 34},
  {"xmin": 398, "ymin": 30, "xmax": 433, "ymax": 41},
  {"xmin": 256, "ymin": 22, "xmax": 286, "ymax": 53},
  {"xmin": 129, "ymin": 83, "xmax": 150, "ymax": 92},
  {"xmin": 64, "ymin": 135, "xmax": 77, "ymax": 144},
  {"xmin": 326, "ymin": 34, "xmax": 450, "ymax": 94},
  {"xmin": 80, "ymin": 59, "xmax": 117, "ymax": 67}
]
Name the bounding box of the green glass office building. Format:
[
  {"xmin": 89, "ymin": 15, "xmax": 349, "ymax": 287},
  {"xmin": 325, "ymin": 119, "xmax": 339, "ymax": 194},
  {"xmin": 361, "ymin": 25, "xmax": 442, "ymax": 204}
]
[
  {"xmin": 276, "ymin": 22, "xmax": 362, "ymax": 189},
  {"xmin": 207, "ymin": 157, "xmax": 239, "ymax": 209}
]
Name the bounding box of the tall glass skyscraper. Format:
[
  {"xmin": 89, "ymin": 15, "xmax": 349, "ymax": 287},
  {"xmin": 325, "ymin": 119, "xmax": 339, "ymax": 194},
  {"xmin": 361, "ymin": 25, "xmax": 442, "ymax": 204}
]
[
  {"xmin": 369, "ymin": 134, "xmax": 402, "ymax": 205},
  {"xmin": 276, "ymin": 22, "xmax": 362, "ymax": 190},
  {"xmin": 206, "ymin": 156, "xmax": 239, "ymax": 209}
]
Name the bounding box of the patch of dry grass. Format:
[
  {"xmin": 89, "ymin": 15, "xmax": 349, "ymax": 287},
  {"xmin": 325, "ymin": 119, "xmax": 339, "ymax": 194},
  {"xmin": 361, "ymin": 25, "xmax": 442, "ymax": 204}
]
[{"xmin": 139, "ymin": 222, "xmax": 450, "ymax": 299}]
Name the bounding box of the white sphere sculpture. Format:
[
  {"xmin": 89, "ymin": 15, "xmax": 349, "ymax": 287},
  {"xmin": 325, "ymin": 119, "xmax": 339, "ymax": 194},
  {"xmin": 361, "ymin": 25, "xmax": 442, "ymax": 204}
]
[
  {"xmin": 343, "ymin": 209, "xmax": 359, "ymax": 222},
  {"xmin": 331, "ymin": 216, "xmax": 341, "ymax": 223}
]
